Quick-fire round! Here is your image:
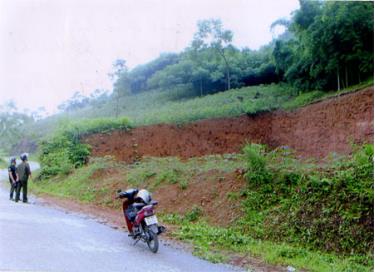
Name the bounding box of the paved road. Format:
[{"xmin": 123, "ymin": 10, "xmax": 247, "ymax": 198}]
[{"xmin": 0, "ymin": 163, "xmax": 243, "ymax": 272}]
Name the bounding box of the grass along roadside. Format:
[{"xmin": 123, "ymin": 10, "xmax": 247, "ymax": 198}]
[
  {"xmin": 30, "ymin": 145, "xmax": 373, "ymax": 272},
  {"xmin": 161, "ymin": 215, "xmax": 370, "ymax": 271},
  {"xmin": 30, "ymin": 154, "xmax": 246, "ymax": 207}
]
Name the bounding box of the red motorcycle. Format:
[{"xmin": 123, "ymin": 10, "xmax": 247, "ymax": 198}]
[{"xmin": 116, "ymin": 188, "xmax": 165, "ymax": 253}]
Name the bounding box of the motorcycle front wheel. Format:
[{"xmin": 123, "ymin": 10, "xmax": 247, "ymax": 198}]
[{"xmin": 146, "ymin": 229, "xmax": 159, "ymax": 253}]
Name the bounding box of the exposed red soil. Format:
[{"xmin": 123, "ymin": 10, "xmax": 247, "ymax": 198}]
[
  {"xmin": 37, "ymin": 169, "xmax": 247, "ymax": 228},
  {"xmin": 154, "ymin": 170, "xmax": 246, "ymax": 226},
  {"xmin": 87, "ymin": 166, "xmax": 247, "ymax": 227},
  {"xmin": 84, "ymin": 87, "xmax": 374, "ymax": 162},
  {"xmin": 33, "ymin": 88, "xmax": 372, "ymax": 272}
]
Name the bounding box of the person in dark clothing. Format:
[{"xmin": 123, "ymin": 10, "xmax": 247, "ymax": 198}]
[
  {"xmin": 8, "ymin": 157, "xmax": 17, "ymax": 200},
  {"xmin": 15, "ymin": 153, "xmax": 31, "ymax": 203}
]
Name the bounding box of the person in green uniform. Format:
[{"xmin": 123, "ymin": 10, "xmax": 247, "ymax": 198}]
[
  {"xmin": 15, "ymin": 153, "xmax": 31, "ymax": 203},
  {"xmin": 8, "ymin": 157, "xmax": 17, "ymax": 200}
]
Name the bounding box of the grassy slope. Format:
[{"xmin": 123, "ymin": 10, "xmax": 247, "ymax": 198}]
[
  {"xmin": 28, "ymin": 81, "xmax": 373, "ymax": 271},
  {"xmin": 27, "ymin": 80, "xmax": 373, "ymax": 139},
  {"xmin": 30, "ymin": 148, "xmax": 373, "ymax": 272}
]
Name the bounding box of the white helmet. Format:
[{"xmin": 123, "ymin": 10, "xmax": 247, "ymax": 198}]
[{"xmin": 135, "ymin": 189, "xmax": 152, "ymax": 204}]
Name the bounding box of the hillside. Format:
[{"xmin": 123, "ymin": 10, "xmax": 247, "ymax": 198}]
[
  {"xmin": 31, "ymin": 87, "xmax": 374, "ymax": 271},
  {"xmin": 22, "ymin": 81, "xmax": 372, "ymax": 151},
  {"xmin": 2, "ymin": 1, "xmax": 373, "ymax": 271},
  {"xmin": 84, "ymin": 87, "xmax": 373, "ymax": 162}
]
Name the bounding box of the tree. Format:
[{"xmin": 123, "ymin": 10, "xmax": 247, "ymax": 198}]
[
  {"xmin": 57, "ymin": 91, "xmax": 90, "ymax": 112},
  {"xmin": 192, "ymin": 19, "xmax": 233, "ymax": 90},
  {"xmin": 88, "ymin": 89, "xmax": 110, "ymax": 108},
  {"xmin": 307, "ymin": 1, "xmax": 374, "ymax": 90},
  {"xmin": 273, "ymin": 0, "xmax": 373, "ymax": 91},
  {"xmin": 129, "ymin": 53, "xmax": 179, "ymax": 93},
  {"xmin": 109, "ymin": 59, "xmax": 129, "ymax": 117},
  {"xmin": 0, "ymin": 102, "xmax": 34, "ymax": 154}
]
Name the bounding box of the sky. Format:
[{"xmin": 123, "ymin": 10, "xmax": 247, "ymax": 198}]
[{"xmin": 0, "ymin": 0, "xmax": 299, "ymax": 115}]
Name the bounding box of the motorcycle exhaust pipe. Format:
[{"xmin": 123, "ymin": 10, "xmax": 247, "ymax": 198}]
[{"xmin": 157, "ymin": 226, "xmax": 166, "ymax": 235}]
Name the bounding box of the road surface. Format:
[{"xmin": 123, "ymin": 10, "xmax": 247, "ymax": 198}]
[{"xmin": 0, "ymin": 163, "xmax": 243, "ymax": 272}]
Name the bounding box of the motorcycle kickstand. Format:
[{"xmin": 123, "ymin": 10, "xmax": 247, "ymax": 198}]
[{"xmin": 133, "ymin": 237, "xmax": 141, "ymax": 246}]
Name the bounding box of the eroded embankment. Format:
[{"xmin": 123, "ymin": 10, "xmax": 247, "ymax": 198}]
[{"xmin": 84, "ymin": 87, "xmax": 373, "ymax": 161}]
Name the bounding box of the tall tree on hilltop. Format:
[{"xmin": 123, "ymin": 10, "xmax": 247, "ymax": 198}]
[
  {"xmin": 192, "ymin": 19, "xmax": 233, "ymax": 90},
  {"xmin": 109, "ymin": 59, "xmax": 129, "ymax": 117}
]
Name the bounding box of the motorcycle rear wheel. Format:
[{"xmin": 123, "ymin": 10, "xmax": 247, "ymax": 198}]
[{"xmin": 146, "ymin": 230, "xmax": 159, "ymax": 253}]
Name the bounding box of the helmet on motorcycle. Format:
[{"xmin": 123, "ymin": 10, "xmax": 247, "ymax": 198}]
[
  {"xmin": 20, "ymin": 153, "xmax": 28, "ymax": 161},
  {"xmin": 135, "ymin": 189, "xmax": 152, "ymax": 204},
  {"xmin": 9, "ymin": 157, "xmax": 16, "ymax": 164}
]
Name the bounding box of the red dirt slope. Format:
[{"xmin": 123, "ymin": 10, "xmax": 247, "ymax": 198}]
[{"xmin": 84, "ymin": 87, "xmax": 373, "ymax": 161}]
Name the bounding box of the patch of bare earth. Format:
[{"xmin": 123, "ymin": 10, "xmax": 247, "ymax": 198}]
[
  {"xmin": 84, "ymin": 87, "xmax": 373, "ymax": 162},
  {"xmin": 155, "ymin": 170, "xmax": 246, "ymax": 226}
]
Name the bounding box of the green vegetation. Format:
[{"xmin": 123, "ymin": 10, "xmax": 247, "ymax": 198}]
[
  {"xmin": 30, "ymin": 154, "xmax": 246, "ymax": 213},
  {"xmin": 14, "ymin": 1, "xmax": 374, "ymax": 270},
  {"xmin": 161, "ymin": 144, "xmax": 373, "ymax": 271},
  {"xmin": 1, "ymin": 1, "xmax": 373, "ymax": 157},
  {"xmin": 30, "ymin": 80, "xmax": 373, "ymax": 138},
  {"xmin": 125, "ymin": 154, "xmax": 245, "ymax": 191},
  {"xmin": 282, "ymin": 79, "xmax": 373, "ymax": 110},
  {"xmin": 108, "ymin": 1, "xmax": 372, "ymax": 99},
  {"xmin": 31, "ymin": 144, "xmax": 373, "ymax": 271},
  {"xmin": 273, "ymin": 1, "xmax": 373, "ymax": 91},
  {"xmin": 162, "ymin": 216, "xmax": 370, "ymax": 271},
  {"xmin": 0, "ymin": 158, "xmax": 7, "ymax": 168},
  {"xmin": 18, "ymin": 1, "xmax": 372, "ymax": 143},
  {"xmin": 31, "ymin": 154, "xmax": 245, "ymax": 202},
  {"xmin": 31, "ymin": 158, "xmax": 112, "ymax": 203},
  {"xmin": 241, "ymin": 144, "xmax": 373, "ymax": 255},
  {"xmin": 0, "ymin": 105, "xmax": 35, "ymax": 155},
  {"xmin": 39, "ymin": 117, "xmax": 131, "ymax": 178}
]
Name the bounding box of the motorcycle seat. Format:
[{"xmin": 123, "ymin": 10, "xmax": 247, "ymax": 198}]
[{"xmin": 133, "ymin": 202, "xmax": 146, "ymax": 209}]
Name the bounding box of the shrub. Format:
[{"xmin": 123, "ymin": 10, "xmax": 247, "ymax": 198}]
[
  {"xmin": 241, "ymin": 143, "xmax": 374, "ymax": 256},
  {"xmin": 184, "ymin": 206, "xmax": 203, "ymax": 222},
  {"xmin": 38, "ymin": 117, "xmax": 131, "ymax": 179},
  {"xmin": 243, "ymin": 144, "xmax": 272, "ymax": 185}
]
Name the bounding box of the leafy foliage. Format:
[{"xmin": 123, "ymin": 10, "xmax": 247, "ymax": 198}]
[
  {"xmin": 0, "ymin": 110, "xmax": 35, "ymax": 154},
  {"xmin": 274, "ymin": 0, "xmax": 374, "ymax": 91},
  {"xmin": 242, "ymin": 144, "xmax": 374, "ymax": 256},
  {"xmin": 104, "ymin": 1, "xmax": 373, "ymax": 103},
  {"xmin": 163, "ymin": 217, "xmax": 372, "ymax": 271},
  {"xmin": 31, "ymin": 145, "xmax": 373, "ymax": 271},
  {"xmin": 111, "ymin": 19, "xmax": 279, "ymax": 101},
  {"xmin": 39, "ymin": 117, "xmax": 131, "ymax": 178}
]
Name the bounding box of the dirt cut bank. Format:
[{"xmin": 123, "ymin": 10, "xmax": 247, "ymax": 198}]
[{"xmin": 85, "ymin": 87, "xmax": 373, "ymax": 161}]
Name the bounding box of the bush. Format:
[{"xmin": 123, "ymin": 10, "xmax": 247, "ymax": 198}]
[
  {"xmin": 39, "ymin": 117, "xmax": 131, "ymax": 179},
  {"xmin": 242, "ymin": 143, "xmax": 374, "ymax": 256},
  {"xmin": 243, "ymin": 144, "xmax": 272, "ymax": 185},
  {"xmin": 184, "ymin": 206, "xmax": 203, "ymax": 222}
]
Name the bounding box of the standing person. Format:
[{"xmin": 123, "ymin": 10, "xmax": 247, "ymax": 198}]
[
  {"xmin": 8, "ymin": 157, "xmax": 17, "ymax": 201},
  {"xmin": 15, "ymin": 153, "xmax": 31, "ymax": 203}
]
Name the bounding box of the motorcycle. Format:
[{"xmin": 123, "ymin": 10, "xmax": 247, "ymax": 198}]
[{"xmin": 116, "ymin": 188, "xmax": 166, "ymax": 253}]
